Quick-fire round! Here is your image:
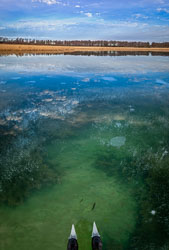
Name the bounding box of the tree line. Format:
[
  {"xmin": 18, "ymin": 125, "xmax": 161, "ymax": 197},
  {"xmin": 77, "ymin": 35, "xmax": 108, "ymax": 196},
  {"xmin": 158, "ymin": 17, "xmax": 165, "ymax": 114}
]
[{"xmin": 0, "ymin": 37, "xmax": 169, "ymax": 48}]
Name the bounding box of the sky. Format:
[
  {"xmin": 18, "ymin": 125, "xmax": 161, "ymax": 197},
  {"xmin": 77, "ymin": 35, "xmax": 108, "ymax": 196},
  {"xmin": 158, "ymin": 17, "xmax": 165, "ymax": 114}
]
[{"xmin": 0, "ymin": 0, "xmax": 169, "ymax": 41}]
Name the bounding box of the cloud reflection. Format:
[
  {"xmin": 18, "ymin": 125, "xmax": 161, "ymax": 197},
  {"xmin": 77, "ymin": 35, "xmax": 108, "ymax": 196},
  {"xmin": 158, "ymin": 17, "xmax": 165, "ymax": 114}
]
[{"xmin": 0, "ymin": 55, "xmax": 169, "ymax": 74}]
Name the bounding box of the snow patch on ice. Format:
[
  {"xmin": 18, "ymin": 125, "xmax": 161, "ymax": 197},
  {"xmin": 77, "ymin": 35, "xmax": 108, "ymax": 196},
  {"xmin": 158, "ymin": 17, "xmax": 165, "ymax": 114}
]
[
  {"xmin": 156, "ymin": 79, "xmax": 167, "ymax": 85},
  {"xmin": 102, "ymin": 77, "xmax": 117, "ymax": 82},
  {"xmin": 109, "ymin": 136, "xmax": 126, "ymax": 147}
]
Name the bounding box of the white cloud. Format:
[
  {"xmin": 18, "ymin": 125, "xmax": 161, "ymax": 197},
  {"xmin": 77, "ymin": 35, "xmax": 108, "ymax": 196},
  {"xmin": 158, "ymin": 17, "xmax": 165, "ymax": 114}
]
[
  {"xmin": 157, "ymin": 8, "xmax": 169, "ymax": 13},
  {"xmin": 84, "ymin": 12, "xmax": 93, "ymax": 17},
  {"xmin": 32, "ymin": 0, "xmax": 61, "ymax": 5},
  {"xmin": 75, "ymin": 5, "xmax": 80, "ymax": 8},
  {"xmin": 7, "ymin": 19, "xmax": 78, "ymax": 30},
  {"xmin": 133, "ymin": 13, "xmax": 148, "ymax": 19},
  {"xmin": 156, "ymin": 0, "xmax": 165, "ymax": 3}
]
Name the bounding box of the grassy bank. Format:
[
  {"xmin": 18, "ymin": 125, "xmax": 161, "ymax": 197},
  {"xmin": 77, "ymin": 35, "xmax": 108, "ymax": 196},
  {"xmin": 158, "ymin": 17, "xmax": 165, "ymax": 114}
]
[{"xmin": 0, "ymin": 43, "xmax": 169, "ymax": 55}]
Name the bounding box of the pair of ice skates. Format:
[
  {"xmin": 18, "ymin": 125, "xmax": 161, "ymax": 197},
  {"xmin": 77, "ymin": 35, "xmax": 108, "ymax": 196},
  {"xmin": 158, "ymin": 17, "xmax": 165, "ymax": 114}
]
[{"xmin": 67, "ymin": 222, "xmax": 102, "ymax": 250}]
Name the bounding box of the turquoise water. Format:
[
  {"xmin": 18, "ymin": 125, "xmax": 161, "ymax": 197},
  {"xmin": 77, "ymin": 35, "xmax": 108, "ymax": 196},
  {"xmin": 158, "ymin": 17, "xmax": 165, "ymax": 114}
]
[{"xmin": 0, "ymin": 54, "xmax": 169, "ymax": 249}]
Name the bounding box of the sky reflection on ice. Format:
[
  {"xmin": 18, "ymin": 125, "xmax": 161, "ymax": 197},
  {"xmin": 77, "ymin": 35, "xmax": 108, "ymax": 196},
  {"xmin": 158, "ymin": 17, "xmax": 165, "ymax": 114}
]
[{"xmin": 0, "ymin": 55, "xmax": 169, "ymax": 75}]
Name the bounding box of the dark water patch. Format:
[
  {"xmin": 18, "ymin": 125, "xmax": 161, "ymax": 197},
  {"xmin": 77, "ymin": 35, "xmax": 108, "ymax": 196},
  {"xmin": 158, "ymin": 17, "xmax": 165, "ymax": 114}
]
[{"xmin": 128, "ymin": 151, "xmax": 169, "ymax": 249}]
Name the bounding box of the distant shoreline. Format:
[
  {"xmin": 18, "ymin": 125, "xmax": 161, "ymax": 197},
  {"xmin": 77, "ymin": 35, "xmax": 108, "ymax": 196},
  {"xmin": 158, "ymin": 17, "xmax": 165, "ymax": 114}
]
[{"xmin": 0, "ymin": 44, "xmax": 169, "ymax": 55}]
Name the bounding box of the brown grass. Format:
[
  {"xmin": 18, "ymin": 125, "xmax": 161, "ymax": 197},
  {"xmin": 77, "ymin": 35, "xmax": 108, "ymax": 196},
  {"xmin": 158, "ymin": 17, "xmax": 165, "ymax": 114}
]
[{"xmin": 0, "ymin": 44, "xmax": 169, "ymax": 55}]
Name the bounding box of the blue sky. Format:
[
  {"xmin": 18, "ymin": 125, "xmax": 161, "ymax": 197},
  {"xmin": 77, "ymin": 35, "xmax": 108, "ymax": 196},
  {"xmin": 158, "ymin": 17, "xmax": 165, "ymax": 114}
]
[{"xmin": 0, "ymin": 0, "xmax": 169, "ymax": 41}]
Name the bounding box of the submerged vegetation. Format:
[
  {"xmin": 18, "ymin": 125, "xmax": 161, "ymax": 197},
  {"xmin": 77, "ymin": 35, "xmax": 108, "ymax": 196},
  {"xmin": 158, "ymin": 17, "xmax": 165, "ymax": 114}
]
[
  {"xmin": 0, "ymin": 149, "xmax": 57, "ymax": 205},
  {"xmin": 95, "ymin": 146, "xmax": 169, "ymax": 249},
  {"xmin": 0, "ymin": 129, "xmax": 60, "ymax": 206}
]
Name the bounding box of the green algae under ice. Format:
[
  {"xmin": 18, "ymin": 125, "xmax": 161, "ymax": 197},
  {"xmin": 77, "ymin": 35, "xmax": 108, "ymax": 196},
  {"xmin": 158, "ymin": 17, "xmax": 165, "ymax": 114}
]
[{"xmin": 0, "ymin": 54, "xmax": 169, "ymax": 249}]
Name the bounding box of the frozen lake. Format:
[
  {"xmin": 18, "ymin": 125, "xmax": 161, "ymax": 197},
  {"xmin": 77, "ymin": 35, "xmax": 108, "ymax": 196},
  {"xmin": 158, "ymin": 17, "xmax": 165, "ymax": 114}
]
[{"xmin": 0, "ymin": 53, "xmax": 169, "ymax": 249}]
